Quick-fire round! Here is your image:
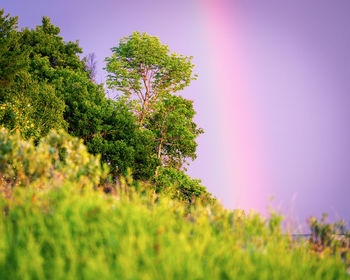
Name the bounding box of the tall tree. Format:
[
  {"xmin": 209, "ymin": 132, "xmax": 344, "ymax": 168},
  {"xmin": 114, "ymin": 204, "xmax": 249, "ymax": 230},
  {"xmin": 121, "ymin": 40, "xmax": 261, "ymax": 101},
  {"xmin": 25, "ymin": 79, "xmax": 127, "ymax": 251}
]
[{"xmin": 105, "ymin": 31, "xmax": 197, "ymax": 127}]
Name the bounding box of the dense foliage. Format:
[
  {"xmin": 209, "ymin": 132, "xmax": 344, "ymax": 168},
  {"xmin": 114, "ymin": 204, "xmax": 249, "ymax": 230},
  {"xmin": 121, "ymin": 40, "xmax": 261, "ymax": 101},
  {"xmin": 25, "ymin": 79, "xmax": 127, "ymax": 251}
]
[
  {"xmin": 105, "ymin": 31, "xmax": 197, "ymax": 126},
  {"xmin": 0, "ymin": 9, "xmax": 27, "ymax": 89},
  {"xmin": 155, "ymin": 166, "xmax": 213, "ymax": 204},
  {"xmin": 105, "ymin": 31, "xmax": 203, "ymax": 173},
  {"xmin": 0, "ymin": 9, "xmax": 206, "ymax": 196},
  {"xmin": 147, "ymin": 94, "xmax": 203, "ymax": 170},
  {"xmin": 0, "ymin": 128, "xmax": 106, "ymax": 190}
]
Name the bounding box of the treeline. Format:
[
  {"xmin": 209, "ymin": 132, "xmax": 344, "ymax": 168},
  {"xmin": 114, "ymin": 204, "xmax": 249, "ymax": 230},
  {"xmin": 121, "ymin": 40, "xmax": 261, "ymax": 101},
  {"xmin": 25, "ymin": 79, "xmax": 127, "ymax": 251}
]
[{"xmin": 0, "ymin": 9, "xmax": 212, "ymax": 203}]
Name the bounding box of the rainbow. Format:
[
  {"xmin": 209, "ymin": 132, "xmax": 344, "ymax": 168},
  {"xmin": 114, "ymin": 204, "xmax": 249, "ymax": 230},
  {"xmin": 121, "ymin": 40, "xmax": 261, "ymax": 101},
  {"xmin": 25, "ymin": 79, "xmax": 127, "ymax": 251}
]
[{"xmin": 194, "ymin": 0, "xmax": 269, "ymax": 214}]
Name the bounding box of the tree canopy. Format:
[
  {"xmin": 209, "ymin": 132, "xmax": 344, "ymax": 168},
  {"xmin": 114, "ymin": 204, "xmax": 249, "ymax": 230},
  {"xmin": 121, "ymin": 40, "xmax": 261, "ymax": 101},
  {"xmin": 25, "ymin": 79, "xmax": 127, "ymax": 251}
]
[
  {"xmin": 147, "ymin": 94, "xmax": 203, "ymax": 169},
  {"xmin": 0, "ymin": 11, "xmax": 66, "ymax": 139},
  {"xmin": 0, "ymin": 10, "xmax": 27, "ymax": 89},
  {"xmin": 105, "ymin": 32, "xmax": 203, "ymax": 177},
  {"xmin": 0, "ymin": 9, "xmax": 212, "ymax": 201},
  {"xmin": 105, "ymin": 31, "xmax": 197, "ymax": 126}
]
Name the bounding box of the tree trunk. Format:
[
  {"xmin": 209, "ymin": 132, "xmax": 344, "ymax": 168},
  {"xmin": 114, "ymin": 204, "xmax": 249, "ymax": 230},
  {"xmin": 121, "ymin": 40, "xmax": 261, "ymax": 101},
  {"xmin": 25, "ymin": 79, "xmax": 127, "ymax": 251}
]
[
  {"xmin": 155, "ymin": 134, "xmax": 164, "ymax": 177},
  {"xmin": 157, "ymin": 138, "xmax": 163, "ymax": 159},
  {"xmin": 138, "ymin": 112, "xmax": 145, "ymax": 127}
]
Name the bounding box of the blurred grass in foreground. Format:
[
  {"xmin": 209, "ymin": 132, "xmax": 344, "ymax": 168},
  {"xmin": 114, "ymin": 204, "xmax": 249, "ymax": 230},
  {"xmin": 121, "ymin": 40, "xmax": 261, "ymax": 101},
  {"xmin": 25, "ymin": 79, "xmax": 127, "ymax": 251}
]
[
  {"xmin": 0, "ymin": 128, "xmax": 349, "ymax": 279},
  {"xmin": 0, "ymin": 182, "xmax": 349, "ymax": 279}
]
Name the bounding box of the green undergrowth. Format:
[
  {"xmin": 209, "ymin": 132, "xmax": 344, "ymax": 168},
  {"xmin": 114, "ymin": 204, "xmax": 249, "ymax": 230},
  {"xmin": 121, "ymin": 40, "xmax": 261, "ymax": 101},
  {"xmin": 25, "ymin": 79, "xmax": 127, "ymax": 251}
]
[
  {"xmin": 0, "ymin": 128, "xmax": 349, "ymax": 279},
  {"xmin": 0, "ymin": 183, "xmax": 349, "ymax": 279}
]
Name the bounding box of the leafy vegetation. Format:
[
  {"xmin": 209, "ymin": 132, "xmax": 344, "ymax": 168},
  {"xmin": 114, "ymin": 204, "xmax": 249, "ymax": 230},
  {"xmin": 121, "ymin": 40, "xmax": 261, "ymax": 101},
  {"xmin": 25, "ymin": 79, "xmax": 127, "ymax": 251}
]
[
  {"xmin": 0, "ymin": 128, "xmax": 106, "ymax": 191},
  {"xmin": 308, "ymin": 214, "xmax": 350, "ymax": 262},
  {"xmin": 0, "ymin": 10, "xmax": 204, "ymax": 187},
  {"xmin": 105, "ymin": 31, "xmax": 197, "ymax": 126},
  {"xmin": 0, "ymin": 8, "xmax": 349, "ymax": 279},
  {"xmin": 0, "ymin": 129, "xmax": 348, "ymax": 279},
  {"xmin": 1, "ymin": 186, "xmax": 349, "ymax": 280}
]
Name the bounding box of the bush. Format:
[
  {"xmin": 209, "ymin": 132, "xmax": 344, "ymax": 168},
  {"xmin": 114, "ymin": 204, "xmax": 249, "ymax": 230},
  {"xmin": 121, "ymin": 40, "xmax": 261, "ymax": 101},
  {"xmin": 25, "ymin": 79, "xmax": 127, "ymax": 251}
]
[
  {"xmin": 308, "ymin": 214, "xmax": 350, "ymax": 265},
  {"xmin": 155, "ymin": 167, "xmax": 214, "ymax": 205},
  {"xmin": 0, "ymin": 127, "xmax": 107, "ymax": 191}
]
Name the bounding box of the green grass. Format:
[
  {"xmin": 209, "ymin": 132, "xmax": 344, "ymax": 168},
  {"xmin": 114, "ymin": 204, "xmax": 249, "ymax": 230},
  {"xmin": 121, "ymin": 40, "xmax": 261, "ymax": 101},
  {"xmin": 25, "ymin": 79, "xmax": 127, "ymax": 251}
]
[{"xmin": 0, "ymin": 182, "xmax": 348, "ymax": 280}]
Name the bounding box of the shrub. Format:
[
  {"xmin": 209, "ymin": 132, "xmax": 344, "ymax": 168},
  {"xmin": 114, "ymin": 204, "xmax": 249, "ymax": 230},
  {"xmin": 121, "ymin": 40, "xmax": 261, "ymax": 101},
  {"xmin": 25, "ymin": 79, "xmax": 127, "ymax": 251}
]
[
  {"xmin": 155, "ymin": 167, "xmax": 215, "ymax": 205},
  {"xmin": 0, "ymin": 127, "xmax": 107, "ymax": 191}
]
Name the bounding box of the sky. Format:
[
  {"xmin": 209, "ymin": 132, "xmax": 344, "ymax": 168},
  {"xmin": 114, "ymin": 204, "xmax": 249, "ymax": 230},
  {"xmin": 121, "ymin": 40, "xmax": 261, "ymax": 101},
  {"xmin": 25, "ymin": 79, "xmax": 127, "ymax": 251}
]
[{"xmin": 2, "ymin": 0, "xmax": 350, "ymax": 227}]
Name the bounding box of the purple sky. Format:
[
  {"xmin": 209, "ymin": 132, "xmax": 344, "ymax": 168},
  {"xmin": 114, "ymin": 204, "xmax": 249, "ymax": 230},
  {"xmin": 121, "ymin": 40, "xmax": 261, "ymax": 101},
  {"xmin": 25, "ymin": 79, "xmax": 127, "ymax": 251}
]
[{"xmin": 2, "ymin": 0, "xmax": 350, "ymax": 226}]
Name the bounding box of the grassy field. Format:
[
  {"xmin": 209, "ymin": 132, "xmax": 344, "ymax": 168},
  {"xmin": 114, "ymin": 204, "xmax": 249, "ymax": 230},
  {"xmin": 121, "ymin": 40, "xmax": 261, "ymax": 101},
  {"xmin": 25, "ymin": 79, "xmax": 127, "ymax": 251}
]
[
  {"xmin": 0, "ymin": 129, "xmax": 348, "ymax": 279},
  {"xmin": 0, "ymin": 182, "xmax": 349, "ymax": 280}
]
